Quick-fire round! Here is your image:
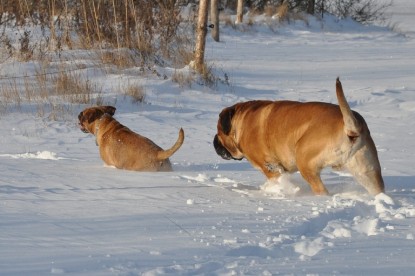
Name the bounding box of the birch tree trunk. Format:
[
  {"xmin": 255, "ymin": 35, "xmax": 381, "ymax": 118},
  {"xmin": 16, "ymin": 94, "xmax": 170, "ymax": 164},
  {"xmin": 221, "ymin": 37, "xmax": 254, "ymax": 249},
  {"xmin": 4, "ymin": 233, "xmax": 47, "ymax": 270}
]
[
  {"xmin": 194, "ymin": 0, "xmax": 209, "ymax": 72},
  {"xmin": 236, "ymin": 0, "xmax": 243, "ymax": 24},
  {"xmin": 211, "ymin": 0, "xmax": 219, "ymax": 42}
]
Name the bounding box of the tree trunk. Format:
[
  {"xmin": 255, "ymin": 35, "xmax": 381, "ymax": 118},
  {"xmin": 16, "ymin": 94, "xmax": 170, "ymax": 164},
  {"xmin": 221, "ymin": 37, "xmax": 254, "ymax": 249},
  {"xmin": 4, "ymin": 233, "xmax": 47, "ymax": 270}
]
[
  {"xmin": 236, "ymin": 0, "xmax": 243, "ymax": 24},
  {"xmin": 211, "ymin": 0, "xmax": 219, "ymax": 42},
  {"xmin": 307, "ymin": 0, "xmax": 315, "ymax": 15},
  {"xmin": 194, "ymin": 0, "xmax": 209, "ymax": 73}
]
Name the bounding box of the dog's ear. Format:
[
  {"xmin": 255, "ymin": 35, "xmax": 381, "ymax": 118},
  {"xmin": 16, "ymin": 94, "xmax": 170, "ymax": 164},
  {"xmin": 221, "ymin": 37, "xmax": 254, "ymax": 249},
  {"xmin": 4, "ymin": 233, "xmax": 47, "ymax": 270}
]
[
  {"xmin": 219, "ymin": 106, "xmax": 235, "ymax": 135},
  {"xmin": 86, "ymin": 111, "xmax": 101, "ymax": 124},
  {"xmin": 103, "ymin": 106, "xmax": 116, "ymax": 116}
]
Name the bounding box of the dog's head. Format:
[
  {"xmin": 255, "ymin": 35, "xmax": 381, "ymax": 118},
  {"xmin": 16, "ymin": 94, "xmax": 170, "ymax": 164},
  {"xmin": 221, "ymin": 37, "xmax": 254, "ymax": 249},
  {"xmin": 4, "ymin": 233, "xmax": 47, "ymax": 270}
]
[
  {"xmin": 78, "ymin": 106, "xmax": 116, "ymax": 134},
  {"xmin": 213, "ymin": 105, "xmax": 244, "ymax": 161}
]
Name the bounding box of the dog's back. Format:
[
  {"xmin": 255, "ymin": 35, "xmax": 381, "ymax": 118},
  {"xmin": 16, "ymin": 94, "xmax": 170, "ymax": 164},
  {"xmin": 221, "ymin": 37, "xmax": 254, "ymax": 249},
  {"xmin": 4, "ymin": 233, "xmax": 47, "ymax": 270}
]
[{"xmin": 97, "ymin": 117, "xmax": 184, "ymax": 171}]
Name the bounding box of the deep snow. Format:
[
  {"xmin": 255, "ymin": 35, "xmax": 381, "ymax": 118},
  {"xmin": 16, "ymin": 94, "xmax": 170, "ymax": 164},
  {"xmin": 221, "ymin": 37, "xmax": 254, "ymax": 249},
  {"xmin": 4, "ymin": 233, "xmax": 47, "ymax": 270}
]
[{"xmin": 1, "ymin": 1, "xmax": 415, "ymax": 275}]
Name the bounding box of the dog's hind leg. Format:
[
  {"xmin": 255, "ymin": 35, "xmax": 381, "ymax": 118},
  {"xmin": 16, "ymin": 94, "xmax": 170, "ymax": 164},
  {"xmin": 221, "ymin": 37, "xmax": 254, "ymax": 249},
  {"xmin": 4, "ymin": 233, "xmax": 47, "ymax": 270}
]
[
  {"xmin": 296, "ymin": 158, "xmax": 329, "ymax": 195},
  {"xmin": 295, "ymin": 138, "xmax": 329, "ymax": 195},
  {"xmin": 298, "ymin": 168, "xmax": 329, "ymax": 195}
]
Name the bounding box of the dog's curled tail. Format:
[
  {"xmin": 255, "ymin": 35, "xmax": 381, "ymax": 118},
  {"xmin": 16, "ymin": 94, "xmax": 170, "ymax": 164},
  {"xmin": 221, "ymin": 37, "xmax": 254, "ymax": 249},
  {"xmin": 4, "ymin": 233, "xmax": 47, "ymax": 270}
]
[
  {"xmin": 157, "ymin": 128, "xmax": 185, "ymax": 160},
  {"xmin": 336, "ymin": 77, "xmax": 361, "ymax": 139}
]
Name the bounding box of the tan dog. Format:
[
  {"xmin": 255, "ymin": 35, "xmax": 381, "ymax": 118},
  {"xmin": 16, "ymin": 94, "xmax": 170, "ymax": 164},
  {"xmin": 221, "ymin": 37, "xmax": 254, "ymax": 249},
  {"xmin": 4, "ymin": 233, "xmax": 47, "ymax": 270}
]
[
  {"xmin": 213, "ymin": 78, "xmax": 384, "ymax": 196},
  {"xmin": 78, "ymin": 106, "xmax": 184, "ymax": 171}
]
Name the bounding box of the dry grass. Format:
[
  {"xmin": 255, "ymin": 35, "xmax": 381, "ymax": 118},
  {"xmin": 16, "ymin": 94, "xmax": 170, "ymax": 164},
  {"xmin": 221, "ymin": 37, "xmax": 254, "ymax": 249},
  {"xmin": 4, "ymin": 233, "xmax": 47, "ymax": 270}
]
[
  {"xmin": 196, "ymin": 62, "xmax": 217, "ymax": 88},
  {"xmin": 0, "ymin": 80, "xmax": 22, "ymax": 111},
  {"xmin": 52, "ymin": 71, "xmax": 96, "ymax": 104},
  {"xmin": 0, "ymin": 1, "xmax": 195, "ymax": 120},
  {"xmin": 222, "ymin": 14, "xmax": 236, "ymax": 28},
  {"xmin": 0, "ymin": 1, "xmax": 189, "ymax": 68},
  {"xmin": 276, "ymin": 2, "xmax": 290, "ymax": 22},
  {"xmin": 171, "ymin": 34, "xmax": 195, "ymax": 67},
  {"xmin": 0, "ymin": 63, "xmax": 104, "ymax": 120},
  {"xmin": 264, "ymin": 5, "xmax": 278, "ymax": 17},
  {"xmin": 172, "ymin": 70, "xmax": 194, "ymax": 88},
  {"xmin": 99, "ymin": 50, "xmax": 138, "ymax": 69},
  {"xmin": 0, "ymin": 1, "xmax": 221, "ymax": 121},
  {"xmin": 122, "ymin": 84, "xmax": 146, "ymax": 104}
]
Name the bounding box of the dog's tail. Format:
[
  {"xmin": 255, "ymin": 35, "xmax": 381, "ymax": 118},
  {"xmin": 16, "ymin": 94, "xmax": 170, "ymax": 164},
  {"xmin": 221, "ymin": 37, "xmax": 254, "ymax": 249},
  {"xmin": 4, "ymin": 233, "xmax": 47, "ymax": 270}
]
[
  {"xmin": 157, "ymin": 128, "xmax": 185, "ymax": 160},
  {"xmin": 336, "ymin": 77, "xmax": 361, "ymax": 139}
]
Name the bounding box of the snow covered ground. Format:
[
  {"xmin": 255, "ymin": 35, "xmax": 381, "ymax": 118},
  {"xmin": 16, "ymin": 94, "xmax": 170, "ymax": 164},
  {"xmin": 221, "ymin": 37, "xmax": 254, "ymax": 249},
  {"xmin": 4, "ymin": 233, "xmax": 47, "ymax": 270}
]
[{"xmin": 1, "ymin": 0, "xmax": 415, "ymax": 275}]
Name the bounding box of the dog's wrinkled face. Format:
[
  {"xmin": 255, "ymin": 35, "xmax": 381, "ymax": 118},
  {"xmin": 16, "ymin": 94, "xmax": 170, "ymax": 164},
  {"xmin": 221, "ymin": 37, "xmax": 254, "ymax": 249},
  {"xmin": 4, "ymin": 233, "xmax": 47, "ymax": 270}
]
[
  {"xmin": 78, "ymin": 106, "xmax": 116, "ymax": 134},
  {"xmin": 214, "ymin": 106, "xmax": 244, "ymax": 161},
  {"xmin": 213, "ymin": 134, "xmax": 234, "ymax": 160}
]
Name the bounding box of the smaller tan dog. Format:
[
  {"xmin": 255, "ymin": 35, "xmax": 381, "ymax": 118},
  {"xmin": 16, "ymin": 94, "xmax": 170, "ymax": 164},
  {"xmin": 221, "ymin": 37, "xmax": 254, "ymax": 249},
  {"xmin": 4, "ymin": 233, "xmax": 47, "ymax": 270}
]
[{"xmin": 78, "ymin": 106, "xmax": 184, "ymax": 171}]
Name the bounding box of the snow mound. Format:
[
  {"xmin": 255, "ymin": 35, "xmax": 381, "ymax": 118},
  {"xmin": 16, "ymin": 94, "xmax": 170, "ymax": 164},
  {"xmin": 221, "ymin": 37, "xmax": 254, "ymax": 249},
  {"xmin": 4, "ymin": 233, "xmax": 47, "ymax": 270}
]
[
  {"xmin": 260, "ymin": 174, "xmax": 301, "ymax": 197},
  {"xmin": 0, "ymin": 151, "xmax": 65, "ymax": 160}
]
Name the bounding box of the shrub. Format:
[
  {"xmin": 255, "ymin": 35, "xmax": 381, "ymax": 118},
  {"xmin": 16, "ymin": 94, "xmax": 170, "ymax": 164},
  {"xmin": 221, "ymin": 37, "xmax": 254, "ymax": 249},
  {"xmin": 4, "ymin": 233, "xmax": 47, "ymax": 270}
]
[
  {"xmin": 172, "ymin": 70, "xmax": 194, "ymax": 88},
  {"xmin": 318, "ymin": 0, "xmax": 392, "ymax": 24},
  {"xmin": 122, "ymin": 84, "xmax": 146, "ymax": 104},
  {"xmin": 0, "ymin": 0, "xmax": 190, "ymax": 67},
  {"xmin": 210, "ymin": 0, "xmax": 392, "ymax": 24}
]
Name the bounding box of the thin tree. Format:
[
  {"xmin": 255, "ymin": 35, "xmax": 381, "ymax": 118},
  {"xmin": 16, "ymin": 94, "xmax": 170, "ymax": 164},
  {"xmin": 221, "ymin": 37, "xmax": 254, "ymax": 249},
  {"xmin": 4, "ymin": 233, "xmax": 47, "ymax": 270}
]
[
  {"xmin": 307, "ymin": 0, "xmax": 315, "ymax": 15},
  {"xmin": 194, "ymin": 0, "xmax": 209, "ymax": 73},
  {"xmin": 236, "ymin": 0, "xmax": 243, "ymax": 24},
  {"xmin": 211, "ymin": 0, "xmax": 219, "ymax": 42}
]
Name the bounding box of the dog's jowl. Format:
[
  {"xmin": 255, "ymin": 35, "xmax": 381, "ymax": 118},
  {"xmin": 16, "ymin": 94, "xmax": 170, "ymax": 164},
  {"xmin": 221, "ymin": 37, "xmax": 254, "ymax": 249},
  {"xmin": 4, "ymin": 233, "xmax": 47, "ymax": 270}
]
[
  {"xmin": 214, "ymin": 78, "xmax": 384, "ymax": 196},
  {"xmin": 78, "ymin": 106, "xmax": 184, "ymax": 172}
]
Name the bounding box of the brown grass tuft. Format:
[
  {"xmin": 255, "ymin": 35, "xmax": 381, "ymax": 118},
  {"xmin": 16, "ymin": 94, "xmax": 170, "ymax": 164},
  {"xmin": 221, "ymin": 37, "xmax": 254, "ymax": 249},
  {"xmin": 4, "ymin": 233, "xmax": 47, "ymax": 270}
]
[
  {"xmin": 50, "ymin": 70, "xmax": 102, "ymax": 105},
  {"xmin": 276, "ymin": 2, "xmax": 290, "ymax": 22},
  {"xmin": 172, "ymin": 70, "xmax": 194, "ymax": 88},
  {"xmin": 123, "ymin": 84, "xmax": 146, "ymax": 104}
]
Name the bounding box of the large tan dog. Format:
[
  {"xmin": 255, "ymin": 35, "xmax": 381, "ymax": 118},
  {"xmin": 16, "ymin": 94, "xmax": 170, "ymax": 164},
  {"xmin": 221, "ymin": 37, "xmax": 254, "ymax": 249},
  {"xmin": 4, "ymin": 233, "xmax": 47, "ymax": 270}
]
[
  {"xmin": 213, "ymin": 78, "xmax": 384, "ymax": 196},
  {"xmin": 78, "ymin": 106, "xmax": 184, "ymax": 171}
]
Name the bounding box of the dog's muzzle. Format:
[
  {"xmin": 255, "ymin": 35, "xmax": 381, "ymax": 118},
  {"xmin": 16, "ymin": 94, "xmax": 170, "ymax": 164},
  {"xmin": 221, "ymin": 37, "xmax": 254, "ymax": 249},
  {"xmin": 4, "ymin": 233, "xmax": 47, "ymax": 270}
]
[
  {"xmin": 78, "ymin": 112, "xmax": 90, "ymax": 133},
  {"xmin": 78, "ymin": 122, "xmax": 89, "ymax": 133},
  {"xmin": 213, "ymin": 134, "xmax": 242, "ymax": 161}
]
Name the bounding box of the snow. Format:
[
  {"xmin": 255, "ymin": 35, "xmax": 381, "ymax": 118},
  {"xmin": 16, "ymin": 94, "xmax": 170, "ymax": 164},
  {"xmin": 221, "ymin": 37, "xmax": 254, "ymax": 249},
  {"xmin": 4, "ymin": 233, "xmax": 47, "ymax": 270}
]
[
  {"xmin": 1, "ymin": 0, "xmax": 415, "ymax": 274},
  {"xmin": 0, "ymin": 151, "xmax": 67, "ymax": 160}
]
